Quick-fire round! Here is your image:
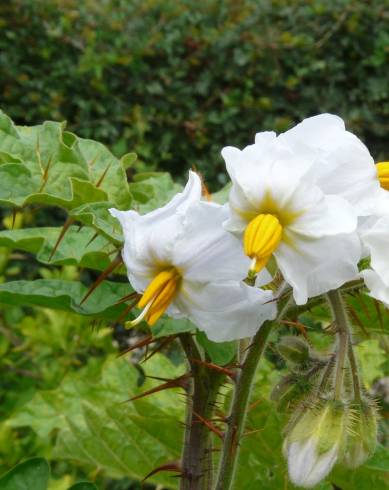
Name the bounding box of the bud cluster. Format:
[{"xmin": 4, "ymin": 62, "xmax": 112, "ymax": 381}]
[{"xmin": 275, "ymin": 336, "xmax": 379, "ymax": 488}]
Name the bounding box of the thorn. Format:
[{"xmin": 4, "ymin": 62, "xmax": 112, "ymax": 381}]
[
  {"xmin": 76, "ymin": 223, "xmax": 84, "ymax": 232},
  {"xmin": 142, "ymin": 335, "xmax": 179, "ymax": 363},
  {"xmin": 48, "ymin": 217, "xmax": 75, "ymax": 261},
  {"xmin": 347, "ymin": 304, "xmax": 369, "ymax": 338},
  {"xmin": 11, "ymin": 208, "xmax": 17, "ymax": 229},
  {"xmin": 279, "ymin": 320, "xmax": 308, "ymax": 339},
  {"xmin": 39, "ymin": 155, "xmax": 53, "ymax": 192},
  {"xmin": 242, "ymin": 428, "xmax": 264, "ymax": 438},
  {"xmin": 117, "ymin": 335, "xmax": 153, "ymax": 358},
  {"xmin": 192, "ymin": 411, "xmax": 224, "ymax": 439},
  {"xmin": 374, "ymin": 299, "xmax": 384, "ymax": 331},
  {"xmin": 80, "ymin": 254, "xmax": 123, "ymax": 305},
  {"xmin": 248, "ymin": 398, "xmax": 262, "ymax": 412},
  {"xmin": 116, "ymin": 298, "xmax": 139, "ymax": 324},
  {"xmin": 95, "ymin": 162, "xmax": 112, "ymax": 188},
  {"xmin": 141, "ymin": 461, "xmax": 182, "ymax": 484},
  {"xmin": 85, "ymin": 231, "xmax": 100, "ymax": 248},
  {"xmin": 115, "ymin": 291, "xmax": 140, "ymax": 305},
  {"xmin": 189, "ymin": 358, "xmax": 236, "ymax": 379},
  {"xmin": 124, "ymin": 374, "xmax": 191, "ymax": 403}
]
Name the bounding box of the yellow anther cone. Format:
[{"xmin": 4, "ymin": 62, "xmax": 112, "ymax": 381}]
[
  {"xmin": 244, "ymin": 214, "xmax": 282, "ymax": 274},
  {"xmin": 131, "ymin": 268, "xmax": 180, "ymax": 327},
  {"xmin": 376, "ymin": 162, "xmax": 389, "ymax": 191}
]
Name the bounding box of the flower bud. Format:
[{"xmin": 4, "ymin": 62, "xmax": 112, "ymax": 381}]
[
  {"xmin": 278, "ymin": 336, "xmax": 310, "ymax": 365},
  {"xmin": 342, "ymin": 400, "xmax": 378, "ymax": 469},
  {"xmin": 284, "ymin": 400, "xmax": 350, "ymax": 488},
  {"xmin": 271, "ymin": 374, "xmax": 314, "ymax": 412}
]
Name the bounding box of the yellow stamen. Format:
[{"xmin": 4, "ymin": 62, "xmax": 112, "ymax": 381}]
[
  {"xmin": 130, "ymin": 268, "xmax": 180, "ymax": 328},
  {"xmin": 244, "ymin": 214, "xmax": 283, "ymax": 274},
  {"xmin": 376, "ymin": 162, "xmax": 389, "ymax": 191}
]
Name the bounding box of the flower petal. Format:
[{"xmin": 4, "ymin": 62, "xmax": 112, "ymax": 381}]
[
  {"xmin": 109, "ymin": 170, "xmax": 202, "ymax": 291},
  {"xmin": 275, "ymin": 232, "xmax": 361, "ymax": 305},
  {"xmin": 176, "ymin": 280, "xmax": 276, "ymax": 342},
  {"xmin": 279, "ymin": 114, "xmax": 381, "ymax": 216},
  {"xmin": 361, "ymin": 216, "xmax": 389, "ymax": 285},
  {"xmin": 173, "ymin": 201, "xmax": 250, "ymax": 282},
  {"xmin": 289, "ymin": 195, "xmax": 357, "ymax": 238}
]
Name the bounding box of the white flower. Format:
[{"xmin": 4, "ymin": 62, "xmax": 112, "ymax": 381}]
[
  {"xmin": 110, "ymin": 171, "xmax": 276, "ymax": 342},
  {"xmin": 222, "ymin": 129, "xmax": 361, "ymax": 305},
  {"xmin": 277, "ymin": 114, "xmax": 384, "ymax": 217},
  {"xmin": 284, "ymin": 401, "xmax": 349, "ymax": 488},
  {"xmin": 287, "ymin": 439, "xmax": 338, "ymax": 488},
  {"xmin": 360, "ymin": 215, "xmax": 389, "ymax": 306}
]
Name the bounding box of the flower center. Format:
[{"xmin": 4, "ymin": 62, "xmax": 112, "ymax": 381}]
[
  {"xmin": 130, "ymin": 268, "xmax": 180, "ymax": 327},
  {"xmin": 243, "ymin": 214, "xmax": 283, "ymax": 275},
  {"xmin": 376, "ymin": 162, "xmax": 389, "ymax": 190}
]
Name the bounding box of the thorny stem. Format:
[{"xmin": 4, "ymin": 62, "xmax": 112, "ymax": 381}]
[
  {"xmin": 215, "ymin": 284, "xmax": 292, "ymax": 490},
  {"xmin": 179, "ymin": 333, "xmax": 223, "ymax": 490}
]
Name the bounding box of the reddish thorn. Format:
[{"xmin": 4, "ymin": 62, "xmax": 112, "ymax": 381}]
[
  {"xmin": 142, "ymin": 335, "xmax": 179, "ymax": 363},
  {"xmin": 280, "ymin": 320, "xmax": 308, "ymax": 339},
  {"xmin": 117, "ymin": 335, "xmax": 153, "ymax": 358},
  {"xmin": 80, "ymin": 254, "xmax": 123, "ymax": 305},
  {"xmin": 85, "ymin": 231, "xmax": 99, "ymax": 248},
  {"xmin": 95, "ymin": 162, "xmax": 112, "ymax": 188},
  {"xmin": 116, "ymin": 298, "xmax": 139, "ymax": 324},
  {"xmin": 48, "ymin": 217, "xmax": 75, "ymax": 262},
  {"xmin": 124, "ymin": 374, "xmax": 191, "ymax": 403},
  {"xmin": 142, "ymin": 461, "xmax": 182, "ymax": 484},
  {"xmin": 115, "ymin": 291, "xmax": 139, "ymax": 305},
  {"xmin": 190, "ymin": 358, "xmax": 236, "ymax": 379},
  {"xmin": 39, "ymin": 155, "xmax": 53, "ymax": 192},
  {"xmin": 192, "ymin": 411, "xmax": 224, "ymax": 439},
  {"xmin": 248, "ymin": 398, "xmax": 262, "ymax": 412}
]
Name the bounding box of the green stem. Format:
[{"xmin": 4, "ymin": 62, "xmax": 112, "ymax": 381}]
[
  {"xmin": 179, "ymin": 334, "xmax": 223, "ymax": 490},
  {"xmin": 347, "ymin": 341, "xmax": 362, "ymax": 403},
  {"xmin": 327, "ymin": 289, "xmax": 349, "ymax": 401},
  {"xmin": 215, "ymin": 320, "xmax": 273, "ymax": 490}
]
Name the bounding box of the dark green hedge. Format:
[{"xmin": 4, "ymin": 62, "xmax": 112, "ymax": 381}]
[{"xmin": 0, "ymin": 0, "xmax": 388, "ymax": 187}]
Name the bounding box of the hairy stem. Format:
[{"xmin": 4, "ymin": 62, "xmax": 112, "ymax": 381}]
[
  {"xmin": 215, "ymin": 285, "xmax": 292, "ymax": 490},
  {"xmin": 215, "ymin": 320, "xmax": 273, "ymax": 490},
  {"xmin": 347, "ymin": 340, "xmax": 362, "ymax": 403},
  {"xmin": 179, "ymin": 333, "xmax": 223, "ymax": 490},
  {"xmin": 327, "ymin": 289, "xmax": 350, "ymax": 400}
]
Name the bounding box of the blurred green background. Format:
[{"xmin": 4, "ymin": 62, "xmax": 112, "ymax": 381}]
[{"xmin": 0, "ymin": 0, "xmax": 388, "ymax": 188}]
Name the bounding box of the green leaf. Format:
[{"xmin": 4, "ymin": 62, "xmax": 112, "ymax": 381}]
[
  {"xmin": 152, "ymin": 317, "xmax": 195, "ymax": 338},
  {"xmin": 212, "ymin": 182, "xmax": 231, "ymax": 204},
  {"xmin": 0, "ymin": 226, "xmax": 114, "ymax": 271},
  {"xmin": 129, "ymin": 172, "xmax": 182, "ymax": 213},
  {"xmin": 196, "ymin": 331, "xmax": 236, "ymax": 365},
  {"xmin": 0, "ymin": 279, "xmax": 133, "ymax": 320},
  {"xmin": 0, "ymin": 111, "xmax": 131, "ymax": 211},
  {"xmin": 70, "ymin": 202, "xmax": 123, "ymax": 244},
  {"xmin": 10, "ymin": 355, "xmax": 184, "ymax": 488},
  {"xmin": 0, "ymin": 457, "xmax": 50, "ymax": 490}
]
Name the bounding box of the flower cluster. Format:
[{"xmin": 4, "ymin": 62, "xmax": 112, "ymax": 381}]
[
  {"xmin": 111, "ymin": 114, "xmax": 387, "ymax": 341},
  {"xmin": 110, "ymin": 113, "xmax": 385, "ymax": 487}
]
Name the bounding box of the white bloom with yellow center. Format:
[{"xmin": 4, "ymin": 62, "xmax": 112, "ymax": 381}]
[
  {"xmin": 276, "ymin": 114, "xmax": 385, "ymax": 216},
  {"xmin": 222, "ymin": 132, "xmax": 361, "ymax": 305},
  {"xmin": 110, "ymin": 171, "xmax": 276, "ymax": 342}
]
